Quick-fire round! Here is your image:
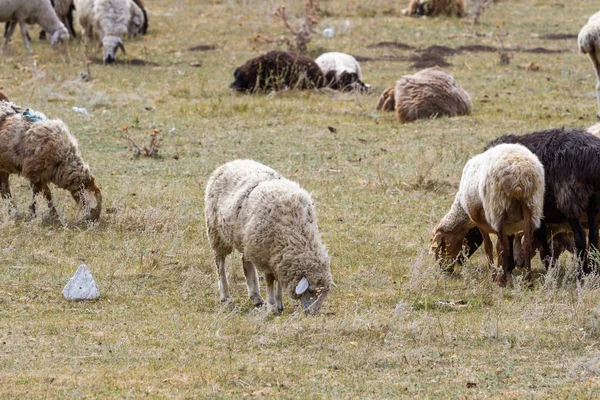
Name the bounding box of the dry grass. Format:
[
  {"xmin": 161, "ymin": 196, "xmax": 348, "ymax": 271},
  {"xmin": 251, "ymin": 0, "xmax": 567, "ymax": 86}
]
[{"xmin": 1, "ymin": 0, "xmax": 600, "ymax": 397}]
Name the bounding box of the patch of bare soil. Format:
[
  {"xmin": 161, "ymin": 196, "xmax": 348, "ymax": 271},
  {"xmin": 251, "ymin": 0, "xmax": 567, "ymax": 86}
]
[
  {"xmin": 457, "ymin": 45, "xmax": 497, "ymax": 53},
  {"xmin": 541, "ymin": 33, "xmax": 577, "ymax": 40},
  {"xmin": 188, "ymin": 44, "xmax": 217, "ymax": 52},
  {"xmin": 409, "ymin": 51, "xmax": 451, "ymax": 69},
  {"xmin": 368, "ymin": 41, "xmax": 414, "ymax": 50},
  {"xmin": 517, "ymin": 47, "xmax": 568, "ymax": 54},
  {"xmin": 127, "ymin": 59, "xmax": 160, "ymax": 66}
]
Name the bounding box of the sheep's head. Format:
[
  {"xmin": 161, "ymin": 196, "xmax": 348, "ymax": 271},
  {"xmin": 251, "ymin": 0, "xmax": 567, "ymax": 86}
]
[
  {"xmin": 71, "ymin": 176, "xmax": 102, "ymax": 222},
  {"xmin": 230, "ymin": 67, "xmax": 251, "ymax": 92},
  {"xmin": 102, "ymin": 36, "xmax": 126, "ymax": 64},
  {"xmin": 376, "ymin": 86, "xmax": 396, "ymax": 111},
  {"xmin": 431, "ymin": 226, "xmax": 482, "ymax": 266},
  {"xmin": 290, "ymin": 254, "xmax": 333, "ymax": 314},
  {"xmin": 50, "ymin": 26, "xmax": 70, "ymax": 46}
]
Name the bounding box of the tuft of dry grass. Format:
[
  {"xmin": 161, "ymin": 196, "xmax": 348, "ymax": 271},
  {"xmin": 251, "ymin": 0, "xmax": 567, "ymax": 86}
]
[{"xmin": 1, "ymin": 0, "xmax": 600, "ymax": 397}]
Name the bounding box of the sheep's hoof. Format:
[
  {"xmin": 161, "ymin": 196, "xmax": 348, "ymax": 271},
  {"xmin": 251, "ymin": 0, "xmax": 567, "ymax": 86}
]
[
  {"xmin": 220, "ymin": 296, "xmax": 233, "ymax": 305},
  {"xmin": 251, "ymin": 296, "xmax": 264, "ymax": 308},
  {"xmin": 277, "ymin": 305, "xmax": 284, "ymax": 314},
  {"xmin": 596, "ymin": 113, "xmax": 600, "ymax": 121},
  {"xmin": 268, "ymin": 304, "xmax": 282, "ymax": 315}
]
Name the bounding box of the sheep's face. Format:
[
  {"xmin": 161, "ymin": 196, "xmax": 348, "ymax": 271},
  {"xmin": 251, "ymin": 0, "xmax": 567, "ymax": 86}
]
[
  {"xmin": 292, "ymin": 257, "xmax": 332, "ymax": 315},
  {"xmin": 415, "ymin": 0, "xmax": 431, "ymax": 15},
  {"xmin": 102, "ymin": 36, "xmax": 125, "ymax": 64},
  {"xmin": 71, "ymin": 177, "xmax": 102, "ymax": 222},
  {"xmin": 50, "ymin": 27, "xmax": 70, "ymax": 46},
  {"xmin": 230, "ymin": 67, "xmax": 251, "ymax": 92},
  {"xmin": 431, "ymin": 226, "xmax": 482, "ymax": 266}
]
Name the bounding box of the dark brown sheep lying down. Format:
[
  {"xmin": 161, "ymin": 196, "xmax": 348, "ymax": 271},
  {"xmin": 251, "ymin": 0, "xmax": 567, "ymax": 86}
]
[
  {"xmin": 230, "ymin": 51, "xmax": 325, "ymax": 93},
  {"xmin": 0, "ymin": 100, "xmax": 102, "ymax": 221}
]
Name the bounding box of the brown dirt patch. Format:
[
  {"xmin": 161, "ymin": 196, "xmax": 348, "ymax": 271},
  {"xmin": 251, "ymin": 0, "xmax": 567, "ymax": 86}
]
[
  {"xmin": 517, "ymin": 47, "xmax": 568, "ymax": 54},
  {"xmin": 457, "ymin": 45, "xmax": 497, "ymax": 53},
  {"xmin": 127, "ymin": 59, "xmax": 160, "ymax": 66},
  {"xmin": 409, "ymin": 52, "xmax": 451, "ymax": 69},
  {"xmin": 418, "ymin": 45, "xmax": 457, "ymax": 56},
  {"xmin": 368, "ymin": 41, "xmax": 415, "ymax": 50},
  {"xmin": 188, "ymin": 44, "xmax": 217, "ymax": 52},
  {"xmin": 541, "ymin": 33, "xmax": 577, "ymax": 40}
]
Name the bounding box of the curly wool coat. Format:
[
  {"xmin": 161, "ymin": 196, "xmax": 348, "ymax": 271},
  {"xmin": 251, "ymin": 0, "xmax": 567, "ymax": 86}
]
[
  {"xmin": 0, "ymin": 101, "xmax": 102, "ymax": 221},
  {"xmin": 230, "ymin": 51, "xmax": 325, "ymax": 93},
  {"xmin": 205, "ymin": 159, "xmax": 332, "ymax": 313}
]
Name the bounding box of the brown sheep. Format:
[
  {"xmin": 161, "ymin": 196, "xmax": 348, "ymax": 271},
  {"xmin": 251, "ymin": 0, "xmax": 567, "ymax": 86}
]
[
  {"xmin": 0, "ymin": 102, "xmax": 102, "ymax": 221},
  {"xmin": 231, "ymin": 51, "xmax": 325, "ymax": 93},
  {"xmin": 377, "ymin": 67, "xmax": 472, "ymax": 123},
  {"xmin": 404, "ymin": 0, "xmax": 466, "ymax": 17},
  {"xmin": 0, "ymin": 91, "xmax": 7, "ymax": 102}
]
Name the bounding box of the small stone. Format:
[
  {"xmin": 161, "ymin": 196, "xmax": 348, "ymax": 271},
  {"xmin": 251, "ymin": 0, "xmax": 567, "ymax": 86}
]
[{"xmin": 62, "ymin": 264, "xmax": 100, "ymax": 301}]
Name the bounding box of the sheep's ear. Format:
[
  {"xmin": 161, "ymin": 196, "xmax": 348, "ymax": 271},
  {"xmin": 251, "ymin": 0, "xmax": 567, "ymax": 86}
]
[
  {"xmin": 133, "ymin": 15, "xmax": 142, "ymax": 26},
  {"xmin": 51, "ymin": 30, "xmax": 61, "ymax": 45},
  {"xmin": 431, "ymin": 233, "xmax": 443, "ymax": 249},
  {"xmin": 118, "ymin": 41, "xmax": 126, "ymax": 54},
  {"xmin": 295, "ymin": 277, "xmax": 309, "ymax": 295},
  {"xmin": 330, "ymin": 279, "xmax": 337, "ymax": 288}
]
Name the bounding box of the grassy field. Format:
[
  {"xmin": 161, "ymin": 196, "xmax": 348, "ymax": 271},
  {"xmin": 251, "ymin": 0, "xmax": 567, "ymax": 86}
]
[{"xmin": 2, "ymin": 0, "xmax": 600, "ymax": 397}]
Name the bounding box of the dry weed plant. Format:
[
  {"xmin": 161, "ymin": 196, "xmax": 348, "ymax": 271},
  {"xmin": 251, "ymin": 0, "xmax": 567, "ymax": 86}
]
[
  {"xmin": 125, "ymin": 129, "xmax": 162, "ymax": 158},
  {"xmin": 254, "ymin": 1, "xmax": 320, "ymax": 53},
  {"xmin": 495, "ymin": 20, "xmax": 511, "ymax": 65}
]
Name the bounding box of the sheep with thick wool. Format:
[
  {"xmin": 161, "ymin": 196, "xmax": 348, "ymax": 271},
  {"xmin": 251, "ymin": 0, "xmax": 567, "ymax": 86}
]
[
  {"xmin": 0, "ymin": 0, "xmax": 69, "ymax": 54},
  {"xmin": 0, "ymin": 101, "xmax": 102, "ymax": 221},
  {"xmin": 404, "ymin": 0, "xmax": 466, "ymax": 17},
  {"xmin": 315, "ymin": 52, "xmax": 369, "ymax": 91},
  {"xmin": 231, "ymin": 51, "xmax": 325, "ymax": 93},
  {"xmin": 376, "ymin": 67, "xmax": 472, "ymax": 123},
  {"xmin": 205, "ymin": 160, "xmax": 333, "ymax": 314},
  {"xmin": 432, "ymin": 144, "xmax": 545, "ymax": 285},
  {"xmin": 579, "ymin": 11, "xmax": 600, "ymax": 119},
  {"xmin": 75, "ymin": 0, "xmax": 145, "ymax": 63}
]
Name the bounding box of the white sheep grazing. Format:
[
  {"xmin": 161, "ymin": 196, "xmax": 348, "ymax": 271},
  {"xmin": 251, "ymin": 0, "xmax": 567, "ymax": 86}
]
[
  {"xmin": 579, "ymin": 11, "xmax": 600, "ymax": 119},
  {"xmin": 0, "ymin": 0, "xmax": 69, "ymax": 54},
  {"xmin": 431, "ymin": 144, "xmax": 545, "ymax": 285},
  {"xmin": 75, "ymin": 0, "xmax": 141, "ymax": 63},
  {"xmin": 315, "ymin": 52, "xmax": 370, "ymax": 91},
  {"xmin": 205, "ymin": 160, "xmax": 333, "ymax": 314}
]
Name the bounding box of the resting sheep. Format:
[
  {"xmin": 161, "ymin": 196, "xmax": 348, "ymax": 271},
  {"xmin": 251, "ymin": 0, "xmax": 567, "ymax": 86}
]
[
  {"xmin": 431, "ymin": 143, "xmax": 545, "ymax": 285},
  {"xmin": 75, "ymin": 0, "xmax": 145, "ymax": 63},
  {"xmin": 315, "ymin": 52, "xmax": 369, "ymax": 91},
  {"xmin": 230, "ymin": 51, "xmax": 325, "ymax": 93},
  {"xmin": 0, "ymin": 0, "xmax": 69, "ymax": 54},
  {"xmin": 376, "ymin": 67, "xmax": 472, "ymax": 123},
  {"xmin": 403, "ymin": 0, "xmax": 466, "ymax": 17},
  {"xmin": 485, "ymin": 128, "xmax": 600, "ymax": 275},
  {"xmin": 205, "ymin": 160, "xmax": 333, "ymax": 314},
  {"xmin": 578, "ymin": 11, "xmax": 600, "ymax": 119},
  {"xmin": 0, "ymin": 101, "xmax": 102, "ymax": 221}
]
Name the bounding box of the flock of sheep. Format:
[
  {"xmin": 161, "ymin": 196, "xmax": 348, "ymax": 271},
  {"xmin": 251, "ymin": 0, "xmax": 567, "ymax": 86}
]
[{"xmin": 3, "ymin": 0, "xmax": 600, "ymax": 314}]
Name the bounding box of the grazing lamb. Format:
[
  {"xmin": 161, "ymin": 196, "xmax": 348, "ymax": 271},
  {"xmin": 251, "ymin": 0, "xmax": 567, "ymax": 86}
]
[
  {"xmin": 230, "ymin": 51, "xmax": 325, "ymax": 93},
  {"xmin": 431, "ymin": 144, "xmax": 545, "ymax": 285},
  {"xmin": 376, "ymin": 67, "xmax": 472, "ymax": 123},
  {"xmin": 0, "ymin": 0, "xmax": 69, "ymax": 54},
  {"xmin": 315, "ymin": 52, "xmax": 370, "ymax": 91},
  {"xmin": 403, "ymin": 0, "xmax": 466, "ymax": 17},
  {"xmin": 205, "ymin": 160, "xmax": 333, "ymax": 314},
  {"xmin": 5, "ymin": 0, "xmax": 75, "ymax": 41},
  {"xmin": 579, "ymin": 11, "xmax": 600, "ymax": 119},
  {"xmin": 0, "ymin": 102, "xmax": 102, "ymax": 221},
  {"xmin": 485, "ymin": 128, "xmax": 600, "ymax": 275},
  {"xmin": 75, "ymin": 0, "xmax": 144, "ymax": 63}
]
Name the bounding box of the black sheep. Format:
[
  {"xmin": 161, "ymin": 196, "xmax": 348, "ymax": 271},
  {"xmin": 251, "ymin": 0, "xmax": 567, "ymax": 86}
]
[
  {"xmin": 479, "ymin": 128, "xmax": 600, "ymax": 274},
  {"xmin": 231, "ymin": 51, "xmax": 325, "ymax": 93}
]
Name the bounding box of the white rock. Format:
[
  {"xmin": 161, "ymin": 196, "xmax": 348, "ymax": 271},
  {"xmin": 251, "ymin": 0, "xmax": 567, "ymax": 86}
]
[
  {"xmin": 62, "ymin": 264, "xmax": 100, "ymax": 301},
  {"xmin": 322, "ymin": 28, "xmax": 334, "ymax": 38}
]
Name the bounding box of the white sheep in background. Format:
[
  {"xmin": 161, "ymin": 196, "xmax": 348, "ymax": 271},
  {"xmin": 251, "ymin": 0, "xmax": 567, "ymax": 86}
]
[
  {"xmin": 315, "ymin": 52, "xmax": 370, "ymax": 91},
  {"xmin": 0, "ymin": 0, "xmax": 69, "ymax": 54},
  {"xmin": 579, "ymin": 11, "xmax": 600, "ymax": 119},
  {"xmin": 431, "ymin": 144, "xmax": 545, "ymax": 285},
  {"xmin": 75, "ymin": 0, "xmax": 143, "ymax": 63},
  {"xmin": 205, "ymin": 160, "xmax": 333, "ymax": 314}
]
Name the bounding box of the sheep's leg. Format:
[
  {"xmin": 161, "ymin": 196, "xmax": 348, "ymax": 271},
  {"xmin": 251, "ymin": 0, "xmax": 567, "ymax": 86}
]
[
  {"xmin": 507, "ymin": 234, "xmax": 516, "ymax": 273},
  {"xmin": 480, "ymin": 228, "xmax": 494, "ymax": 267},
  {"xmin": 521, "ymin": 204, "xmax": 534, "ymax": 283},
  {"xmin": 2, "ymin": 21, "xmax": 17, "ymax": 54},
  {"xmin": 587, "ymin": 196, "xmax": 599, "ymax": 272},
  {"xmin": 31, "ymin": 182, "xmax": 58, "ymax": 218},
  {"xmin": 265, "ymin": 273, "xmax": 280, "ymax": 314},
  {"xmin": 242, "ymin": 257, "xmax": 264, "ymax": 307},
  {"xmin": 275, "ymin": 280, "xmax": 284, "ymax": 314},
  {"xmin": 591, "ymin": 51, "xmax": 600, "ymax": 119},
  {"xmin": 567, "ymin": 217, "xmax": 588, "ymax": 278},
  {"xmin": 214, "ymin": 255, "xmax": 231, "ymax": 303},
  {"xmin": 496, "ymin": 219, "xmax": 510, "ymax": 286},
  {"xmin": 534, "ymin": 221, "xmax": 552, "ymax": 270},
  {"xmin": 18, "ymin": 21, "xmax": 32, "ymax": 54},
  {"xmin": 0, "ymin": 172, "xmax": 10, "ymax": 199}
]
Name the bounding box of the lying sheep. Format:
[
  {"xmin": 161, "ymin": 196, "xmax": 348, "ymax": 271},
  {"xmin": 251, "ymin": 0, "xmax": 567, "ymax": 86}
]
[
  {"xmin": 431, "ymin": 143, "xmax": 545, "ymax": 285},
  {"xmin": 231, "ymin": 51, "xmax": 325, "ymax": 93},
  {"xmin": 0, "ymin": 0, "xmax": 69, "ymax": 54},
  {"xmin": 376, "ymin": 67, "xmax": 472, "ymax": 123},
  {"xmin": 205, "ymin": 160, "xmax": 333, "ymax": 314},
  {"xmin": 578, "ymin": 11, "xmax": 600, "ymax": 119},
  {"xmin": 75, "ymin": 0, "xmax": 144, "ymax": 63},
  {"xmin": 404, "ymin": 0, "xmax": 466, "ymax": 17},
  {"xmin": 315, "ymin": 52, "xmax": 369, "ymax": 91},
  {"xmin": 0, "ymin": 101, "xmax": 102, "ymax": 221}
]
